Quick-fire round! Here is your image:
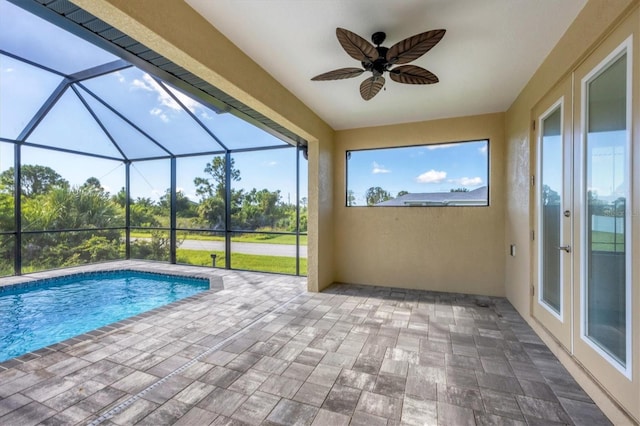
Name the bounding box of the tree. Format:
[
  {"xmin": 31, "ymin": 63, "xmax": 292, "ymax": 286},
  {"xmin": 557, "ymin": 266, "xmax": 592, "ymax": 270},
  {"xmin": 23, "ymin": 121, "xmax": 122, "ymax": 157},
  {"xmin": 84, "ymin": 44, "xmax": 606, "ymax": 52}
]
[
  {"xmin": 542, "ymin": 185, "xmax": 560, "ymax": 206},
  {"xmin": 194, "ymin": 156, "xmax": 240, "ymax": 200},
  {"xmin": 236, "ymin": 188, "xmax": 283, "ymax": 228},
  {"xmin": 72, "ymin": 235, "xmax": 121, "ymax": 263},
  {"xmin": 450, "ymin": 187, "xmax": 469, "ymax": 193},
  {"xmin": 0, "ymin": 192, "xmax": 14, "ymax": 231},
  {"xmin": 279, "ymin": 203, "xmax": 308, "ymax": 233},
  {"xmin": 130, "ymin": 229, "xmax": 171, "ymax": 261},
  {"xmin": 365, "ymin": 187, "xmax": 391, "ymax": 206},
  {"xmin": 81, "ymin": 177, "xmax": 103, "ymax": 192},
  {"xmin": 198, "ymin": 196, "xmax": 225, "ymax": 229},
  {"xmin": 347, "ymin": 190, "xmax": 356, "ymax": 206},
  {"xmin": 298, "ymin": 208, "xmax": 308, "ymax": 232},
  {"xmin": 397, "ymin": 190, "xmax": 409, "ymax": 197},
  {"xmin": 613, "ymin": 197, "xmax": 626, "ymax": 217},
  {"xmin": 130, "ymin": 200, "xmax": 160, "ymax": 227},
  {"xmin": 112, "ymin": 187, "xmax": 130, "ymax": 208},
  {"xmin": 587, "ymin": 190, "xmax": 605, "ymax": 216},
  {"xmin": 21, "ymin": 185, "xmax": 123, "ymax": 231},
  {"xmin": 194, "ymin": 157, "xmax": 244, "ymax": 228},
  {"xmin": 20, "ymin": 183, "xmax": 124, "ymax": 269},
  {"xmin": 159, "ymin": 189, "xmax": 197, "ymax": 217},
  {"xmin": 0, "ymin": 165, "xmax": 68, "ymax": 196}
]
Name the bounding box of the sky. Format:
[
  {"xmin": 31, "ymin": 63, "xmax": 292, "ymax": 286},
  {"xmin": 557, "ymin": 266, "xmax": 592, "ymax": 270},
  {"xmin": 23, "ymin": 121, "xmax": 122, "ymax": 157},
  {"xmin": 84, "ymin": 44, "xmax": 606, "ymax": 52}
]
[{"xmin": 0, "ymin": 0, "xmax": 306, "ymax": 204}]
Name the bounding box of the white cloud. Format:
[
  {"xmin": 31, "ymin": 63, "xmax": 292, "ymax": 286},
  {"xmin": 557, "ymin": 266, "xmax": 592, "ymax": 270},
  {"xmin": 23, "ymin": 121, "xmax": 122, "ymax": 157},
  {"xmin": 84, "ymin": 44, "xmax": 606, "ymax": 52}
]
[
  {"xmin": 131, "ymin": 73, "xmax": 206, "ymax": 122},
  {"xmin": 479, "ymin": 145, "xmax": 488, "ymax": 154},
  {"xmin": 150, "ymin": 107, "xmax": 169, "ymax": 123},
  {"xmin": 114, "ymin": 71, "xmax": 125, "ymax": 83},
  {"xmin": 426, "ymin": 143, "xmax": 455, "ymax": 150},
  {"xmin": 148, "ymin": 75, "xmax": 201, "ymax": 113},
  {"xmin": 372, "ymin": 161, "xmax": 390, "ymax": 174},
  {"xmin": 131, "ymin": 78, "xmax": 152, "ymax": 91},
  {"xmin": 264, "ymin": 161, "xmax": 278, "ymax": 167},
  {"xmin": 3, "ymin": 67, "xmax": 14, "ymax": 73},
  {"xmin": 164, "ymin": 87, "xmax": 193, "ymax": 111},
  {"xmin": 451, "ymin": 177, "xmax": 483, "ymax": 186},
  {"xmin": 144, "ymin": 74, "xmax": 181, "ymax": 110},
  {"xmin": 416, "ymin": 169, "xmax": 447, "ymax": 183}
]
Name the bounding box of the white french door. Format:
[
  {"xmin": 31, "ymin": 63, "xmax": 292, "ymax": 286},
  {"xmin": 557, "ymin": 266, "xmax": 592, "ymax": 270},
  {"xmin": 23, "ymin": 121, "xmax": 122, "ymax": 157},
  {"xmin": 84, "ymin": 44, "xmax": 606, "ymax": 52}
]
[{"xmin": 534, "ymin": 15, "xmax": 639, "ymax": 418}]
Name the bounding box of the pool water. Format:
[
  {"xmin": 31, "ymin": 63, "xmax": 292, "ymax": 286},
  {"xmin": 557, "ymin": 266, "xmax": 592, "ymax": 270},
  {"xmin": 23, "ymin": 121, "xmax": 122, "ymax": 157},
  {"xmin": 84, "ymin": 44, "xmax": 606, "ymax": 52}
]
[{"xmin": 0, "ymin": 270, "xmax": 209, "ymax": 362}]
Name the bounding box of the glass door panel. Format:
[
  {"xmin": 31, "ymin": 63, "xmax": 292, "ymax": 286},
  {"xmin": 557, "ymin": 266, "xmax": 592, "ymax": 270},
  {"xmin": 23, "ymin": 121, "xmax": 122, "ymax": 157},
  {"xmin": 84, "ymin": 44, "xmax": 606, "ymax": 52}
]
[
  {"xmin": 540, "ymin": 105, "xmax": 563, "ymax": 315},
  {"xmin": 532, "ymin": 76, "xmax": 572, "ymax": 350},
  {"xmin": 583, "ymin": 52, "xmax": 630, "ymax": 369}
]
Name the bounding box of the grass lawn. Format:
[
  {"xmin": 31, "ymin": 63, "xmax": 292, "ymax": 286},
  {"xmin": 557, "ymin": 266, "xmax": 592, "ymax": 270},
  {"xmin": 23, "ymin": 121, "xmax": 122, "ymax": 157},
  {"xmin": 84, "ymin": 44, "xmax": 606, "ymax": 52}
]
[
  {"xmin": 176, "ymin": 248, "xmax": 307, "ymax": 275},
  {"xmin": 131, "ymin": 231, "xmax": 307, "ymax": 245},
  {"xmin": 591, "ymin": 231, "xmax": 625, "ymax": 252}
]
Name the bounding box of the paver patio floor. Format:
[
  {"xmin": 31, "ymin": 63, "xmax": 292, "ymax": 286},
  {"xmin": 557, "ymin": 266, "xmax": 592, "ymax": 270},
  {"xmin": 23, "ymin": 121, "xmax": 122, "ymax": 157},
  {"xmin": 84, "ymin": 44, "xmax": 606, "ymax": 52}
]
[{"xmin": 0, "ymin": 261, "xmax": 610, "ymax": 425}]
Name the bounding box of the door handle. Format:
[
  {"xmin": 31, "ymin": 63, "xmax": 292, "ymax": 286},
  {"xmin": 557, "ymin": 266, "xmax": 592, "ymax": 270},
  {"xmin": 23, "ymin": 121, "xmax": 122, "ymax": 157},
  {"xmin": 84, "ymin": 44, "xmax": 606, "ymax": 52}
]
[{"xmin": 557, "ymin": 245, "xmax": 571, "ymax": 253}]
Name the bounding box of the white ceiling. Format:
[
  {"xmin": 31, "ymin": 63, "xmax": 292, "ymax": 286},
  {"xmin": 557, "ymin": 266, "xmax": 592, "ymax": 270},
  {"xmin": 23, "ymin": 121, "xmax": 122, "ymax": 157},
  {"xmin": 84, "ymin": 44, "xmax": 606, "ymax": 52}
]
[{"xmin": 186, "ymin": 0, "xmax": 587, "ymax": 131}]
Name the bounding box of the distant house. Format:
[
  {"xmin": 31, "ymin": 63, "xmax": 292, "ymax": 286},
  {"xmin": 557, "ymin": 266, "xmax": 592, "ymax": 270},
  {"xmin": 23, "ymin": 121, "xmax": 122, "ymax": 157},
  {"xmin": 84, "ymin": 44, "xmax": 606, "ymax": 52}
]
[{"xmin": 376, "ymin": 186, "xmax": 488, "ymax": 206}]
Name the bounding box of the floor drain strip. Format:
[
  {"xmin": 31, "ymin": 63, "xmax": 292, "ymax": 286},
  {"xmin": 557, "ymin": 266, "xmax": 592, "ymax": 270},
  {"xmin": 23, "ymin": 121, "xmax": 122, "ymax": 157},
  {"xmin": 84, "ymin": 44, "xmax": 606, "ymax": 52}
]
[{"xmin": 87, "ymin": 290, "xmax": 307, "ymax": 426}]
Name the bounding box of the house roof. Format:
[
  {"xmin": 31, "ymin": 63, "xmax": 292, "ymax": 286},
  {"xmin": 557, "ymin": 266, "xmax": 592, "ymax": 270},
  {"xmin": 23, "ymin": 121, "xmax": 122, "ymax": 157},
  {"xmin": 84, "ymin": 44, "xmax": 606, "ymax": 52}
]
[{"xmin": 376, "ymin": 186, "xmax": 488, "ymax": 206}]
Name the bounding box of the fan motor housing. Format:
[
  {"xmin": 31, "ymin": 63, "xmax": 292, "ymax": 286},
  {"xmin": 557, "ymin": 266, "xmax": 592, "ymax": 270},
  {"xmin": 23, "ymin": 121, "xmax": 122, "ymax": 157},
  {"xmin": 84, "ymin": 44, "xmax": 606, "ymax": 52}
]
[
  {"xmin": 371, "ymin": 31, "xmax": 386, "ymax": 46},
  {"xmin": 362, "ymin": 46, "xmax": 390, "ymax": 76}
]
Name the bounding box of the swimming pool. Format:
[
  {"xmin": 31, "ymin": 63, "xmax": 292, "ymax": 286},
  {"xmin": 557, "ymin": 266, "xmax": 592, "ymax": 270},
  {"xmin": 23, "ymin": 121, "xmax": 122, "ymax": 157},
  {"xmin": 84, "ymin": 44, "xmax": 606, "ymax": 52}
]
[{"xmin": 0, "ymin": 270, "xmax": 209, "ymax": 363}]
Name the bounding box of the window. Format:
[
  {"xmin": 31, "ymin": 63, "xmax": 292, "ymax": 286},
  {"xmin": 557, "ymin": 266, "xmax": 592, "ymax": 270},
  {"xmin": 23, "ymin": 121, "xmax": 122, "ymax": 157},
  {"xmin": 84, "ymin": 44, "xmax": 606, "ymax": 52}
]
[{"xmin": 346, "ymin": 140, "xmax": 489, "ymax": 207}]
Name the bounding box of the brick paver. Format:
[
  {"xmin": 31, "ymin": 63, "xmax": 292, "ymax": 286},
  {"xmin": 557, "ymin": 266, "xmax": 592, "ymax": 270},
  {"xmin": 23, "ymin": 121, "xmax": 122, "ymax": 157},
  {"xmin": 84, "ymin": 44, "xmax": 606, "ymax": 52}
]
[{"xmin": 0, "ymin": 261, "xmax": 611, "ymax": 425}]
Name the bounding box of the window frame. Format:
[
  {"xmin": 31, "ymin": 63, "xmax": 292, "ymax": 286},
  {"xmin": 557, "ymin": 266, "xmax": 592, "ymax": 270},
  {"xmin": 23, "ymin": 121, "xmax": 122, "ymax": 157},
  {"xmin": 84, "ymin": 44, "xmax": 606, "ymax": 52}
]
[{"xmin": 345, "ymin": 139, "xmax": 490, "ymax": 208}]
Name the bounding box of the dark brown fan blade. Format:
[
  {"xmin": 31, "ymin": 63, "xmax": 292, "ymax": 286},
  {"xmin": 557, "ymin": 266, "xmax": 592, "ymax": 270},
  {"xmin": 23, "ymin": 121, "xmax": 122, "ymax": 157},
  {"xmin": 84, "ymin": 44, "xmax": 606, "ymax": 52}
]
[
  {"xmin": 311, "ymin": 68, "xmax": 364, "ymax": 81},
  {"xmin": 359, "ymin": 76, "xmax": 385, "ymax": 101},
  {"xmin": 386, "ymin": 29, "xmax": 446, "ymax": 65},
  {"xmin": 336, "ymin": 28, "xmax": 378, "ymax": 63},
  {"xmin": 389, "ymin": 65, "xmax": 439, "ymax": 84}
]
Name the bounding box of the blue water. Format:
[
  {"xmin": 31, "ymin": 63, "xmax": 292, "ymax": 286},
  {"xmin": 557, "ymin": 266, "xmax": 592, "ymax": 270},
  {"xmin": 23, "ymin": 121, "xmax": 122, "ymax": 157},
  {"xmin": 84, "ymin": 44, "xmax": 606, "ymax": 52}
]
[{"xmin": 0, "ymin": 271, "xmax": 209, "ymax": 362}]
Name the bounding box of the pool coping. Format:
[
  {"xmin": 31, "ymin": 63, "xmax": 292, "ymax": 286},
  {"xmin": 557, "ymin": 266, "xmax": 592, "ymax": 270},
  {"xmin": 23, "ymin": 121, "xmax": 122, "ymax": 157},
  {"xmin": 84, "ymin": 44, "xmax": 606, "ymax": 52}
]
[
  {"xmin": 0, "ymin": 261, "xmax": 225, "ymax": 371},
  {"xmin": 0, "ymin": 268, "xmax": 221, "ymax": 294},
  {"xmin": 0, "ymin": 260, "xmax": 224, "ymax": 292}
]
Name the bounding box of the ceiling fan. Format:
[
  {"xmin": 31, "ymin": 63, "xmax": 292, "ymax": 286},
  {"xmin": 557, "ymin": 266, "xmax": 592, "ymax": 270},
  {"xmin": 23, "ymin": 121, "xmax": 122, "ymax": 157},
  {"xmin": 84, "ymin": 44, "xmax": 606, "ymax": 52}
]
[{"xmin": 311, "ymin": 27, "xmax": 446, "ymax": 100}]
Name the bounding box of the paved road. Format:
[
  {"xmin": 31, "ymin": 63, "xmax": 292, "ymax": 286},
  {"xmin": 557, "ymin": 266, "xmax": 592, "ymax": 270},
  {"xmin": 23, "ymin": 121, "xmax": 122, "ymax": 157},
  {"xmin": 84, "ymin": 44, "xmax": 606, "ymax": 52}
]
[{"xmin": 179, "ymin": 239, "xmax": 307, "ymax": 258}]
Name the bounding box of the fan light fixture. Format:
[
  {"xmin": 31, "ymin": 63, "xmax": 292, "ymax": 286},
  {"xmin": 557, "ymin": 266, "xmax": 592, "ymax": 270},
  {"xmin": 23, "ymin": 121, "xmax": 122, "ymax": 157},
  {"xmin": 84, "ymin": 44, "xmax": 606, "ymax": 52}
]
[{"xmin": 312, "ymin": 28, "xmax": 446, "ymax": 100}]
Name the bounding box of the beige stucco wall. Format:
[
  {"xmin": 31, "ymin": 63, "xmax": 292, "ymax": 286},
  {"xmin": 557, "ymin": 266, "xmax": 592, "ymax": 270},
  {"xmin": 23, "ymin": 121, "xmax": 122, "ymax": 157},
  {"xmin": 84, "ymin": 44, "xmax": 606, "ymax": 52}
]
[
  {"xmin": 333, "ymin": 113, "xmax": 506, "ymax": 296},
  {"xmin": 71, "ymin": 0, "xmax": 336, "ymax": 292}
]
